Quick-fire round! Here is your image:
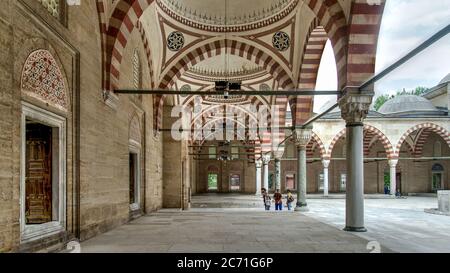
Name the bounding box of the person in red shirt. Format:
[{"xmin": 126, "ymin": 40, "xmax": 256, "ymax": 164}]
[{"xmin": 273, "ymin": 189, "xmax": 283, "ymax": 211}]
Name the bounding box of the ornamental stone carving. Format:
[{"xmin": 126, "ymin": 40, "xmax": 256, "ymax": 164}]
[
  {"xmin": 273, "ymin": 31, "xmax": 290, "ymax": 51},
  {"xmin": 262, "ymin": 154, "xmax": 271, "ymax": 164},
  {"xmin": 167, "ymin": 31, "xmax": 185, "ymax": 51},
  {"xmin": 292, "ymin": 128, "xmax": 312, "ymax": 148},
  {"xmin": 255, "ymin": 159, "xmax": 262, "ymax": 168},
  {"xmin": 339, "ymin": 94, "xmax": 373, "ymax": 124},
  {"xmin": 21, "ymin": 49, "xmax": 68, "ymax": 111}
]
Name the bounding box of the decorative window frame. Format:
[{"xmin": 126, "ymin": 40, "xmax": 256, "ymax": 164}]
[{"xmin": 20, "ymin": 101, "xmax": 67, "ymax": 243}]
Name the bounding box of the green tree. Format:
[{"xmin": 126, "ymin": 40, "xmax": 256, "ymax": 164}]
[
  {"xmin": 374, "ymin": 94, "xmax": 392, "ymax": 111},
  {"xmin": 374, "ymin": 86, "xmax": 430, "ymax": 111}
]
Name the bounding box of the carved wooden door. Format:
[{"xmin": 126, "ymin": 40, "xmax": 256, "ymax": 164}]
[{"xmin": 25, "ymin": 124, "xmax": 52, "ymax": 224}]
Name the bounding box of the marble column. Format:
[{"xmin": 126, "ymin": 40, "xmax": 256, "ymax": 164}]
[
  {"xmin": 339, "ymin": 92, "xmax": 372, "ymax": 232},
  {"xmin": 389, "ymin": 159, "xmax": 398, "ymax": 196},
  {"xmin": 255, "ymin": 160, "xmax": 262, "ymax": 195},
  {"xmin": 322, "ymin": 160, "xmax": 330, "ymax": 197},
  {"xmin": 274, "ymin": 158, "xmax": 281, "ymax": 191},
  {"xmin": 293, "ymin": 128, "xmax": 312, "ymax": 212},
  {"xmin": 262, "ymin": 155, "xmax": 271, "ymax": 191}
]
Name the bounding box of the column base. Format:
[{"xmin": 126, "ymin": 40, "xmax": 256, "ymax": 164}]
[
  {"xmin": 294, "ymin": 203, "xmax": 309, "ymax": 212},
  {"xmin": 343, "ymin": 226, "xmax": 367, "ymax": 233}
]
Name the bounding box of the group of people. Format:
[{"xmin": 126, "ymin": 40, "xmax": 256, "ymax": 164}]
[{"xmin": 261, "ymin": 188, "xmax": 295, "ymax": 211}]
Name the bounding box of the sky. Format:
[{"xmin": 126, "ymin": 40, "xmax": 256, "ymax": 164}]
[{"xmin": 314, "ymin": 0, "xmax": 450, "ymax": 113}]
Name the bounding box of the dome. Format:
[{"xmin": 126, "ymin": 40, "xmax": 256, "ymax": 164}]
[
  {"xmin": 379, "ymin": 95, "xmax": 437, "ymax": 115},
  {"xmin": 439, "ymin": 73, "xmax": 450, "ymax": 85}
]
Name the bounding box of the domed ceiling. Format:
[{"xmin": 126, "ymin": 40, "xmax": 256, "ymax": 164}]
[{"xmin": 159, "ymin": 0, "xmax": 294, "ymax": 26}]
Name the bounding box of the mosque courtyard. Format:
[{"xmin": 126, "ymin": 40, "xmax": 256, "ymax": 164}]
[{"xmin": 77, "ymin": 195, "xmax": 450, "ymax": 253}]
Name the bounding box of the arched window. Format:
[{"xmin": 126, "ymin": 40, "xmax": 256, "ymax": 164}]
[
  {"xmin": 132, "ymin": 49, "xmax": 142, "ymax": 101},
  {"xmin": 434, "ymin": 141, "xmax": 442, "ymax": 157}
]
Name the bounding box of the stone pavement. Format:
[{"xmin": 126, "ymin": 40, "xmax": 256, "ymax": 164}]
[
  {"xmin": 80, "ymin": 209, "xmax": 386, "ymax": 253},
  {"xmin": 304, "ymin": 197, "xmax": 450, "ymax": 253}
]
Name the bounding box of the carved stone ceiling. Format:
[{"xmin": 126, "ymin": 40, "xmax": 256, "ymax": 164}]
[
  {"xmin": 160, "ymin": 0, "xmax": 292, "ymax": 26},
  {"xmin": 191, "ymin": 55, "xmax": 261, "ymax": 74}
]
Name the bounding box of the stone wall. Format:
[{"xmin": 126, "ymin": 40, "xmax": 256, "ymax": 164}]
[{"xmin": 0, "ymin": 0, "xmax": 165, "ymax": 252}]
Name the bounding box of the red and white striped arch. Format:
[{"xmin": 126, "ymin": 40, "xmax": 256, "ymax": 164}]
[
  {"xmin": 290, "ymin": 20, "xmax": 328, "ymax": 126},
  {"xmin": 327, "ymin": 125, "xmax": 395, "ymax": 159},
  {"xmin": 346, "ymin": 0, "xmax": 386, "ymax": 87},
  {"xmin": 136, "ymin": 20, "xmax": 155, "ymax": 88},
  {"xmin": 396, "ymin": 123, "xmax": 450, "ymax": 158},
  {"xmin": 153, "ymin": 39, "xmax": 294, "ymax": 131}
]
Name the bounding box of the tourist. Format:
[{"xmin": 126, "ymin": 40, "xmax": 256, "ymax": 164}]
[
  {"xmin": 286, "ymin": 189, "xmax": 294, "ymax": 211},
  {"xmin": 262, "ymin": 188, "xmax": 271, "ymax": 210},
  {"xmin": 274, "ymin": 189, "xmax": 283, "ymax": 211}
]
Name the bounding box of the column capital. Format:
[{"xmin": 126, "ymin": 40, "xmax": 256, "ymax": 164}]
[
  {"xmin": 389, "ymin": 159, "xmax": 399, "ymax": 168},
  {"xmin": 262, "ymin": 154, "xmax": 271, "ymax": 164},
  {"xmin": 292, "ymin": 128, "xmax": 312, "ymax": 148},
  {"xmin": 338, "ymin": 93, "xmax": 373, "ymax": 124},
  {"xmin": 272, "ymin": 151, "xmax": 284, "ymax": 160},
  {"xmin": 255, "ymin": 159, "xmax": 262, "ymax": 168},
  {"xmin": 322, "ymin": 159, "xmax": 331, "ymax": 168}
]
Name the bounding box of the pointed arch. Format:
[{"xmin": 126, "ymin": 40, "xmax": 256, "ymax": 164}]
[
  {"xmin": 290, "ymin": 20, "xmax": 328, "ymax": 125},
  {"xmin": 396, "ymin": 123, "xmax": 450, "ymax": 157},
  {"xmin": 153, "ymin": 39, "xmax": 295, "ymax": 131}
]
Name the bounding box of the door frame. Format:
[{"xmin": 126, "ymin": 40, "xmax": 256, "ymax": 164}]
[
  {"xmin": 20, "ymin": 102, "xmax": 66, "ymax": 243},
  {"xmin": 229, "ymin": 174, "xmax": 241, "ymax": 192},
  {"xmin": 129, "ymin": 144, "xmax": 141, "ymax": 211}
]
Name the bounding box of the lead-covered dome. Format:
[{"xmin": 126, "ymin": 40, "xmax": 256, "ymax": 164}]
[{"xmin": 379, "ymin": 95, "xmax": 437, "ymax": 115}]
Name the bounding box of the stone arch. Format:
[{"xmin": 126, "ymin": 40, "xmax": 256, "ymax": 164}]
[
  {"xmin": 20, "ymin": 49, "xmax": 69, "ymax": 112},
  {"xmin": 327, "ymin": 125, "xmax": 395, "ymax": 159},
  {"xmin": 327, "ymin": 128, "xmax": 347, "ymax": 158},
  {"xmin": 129, "ymin": 112, "xmax": 142, "ymax": 146},
  {"xmin": 363, "ymin": 125, "xmax": 395, "ymax": 159},
  {"xmin": 290, "ymin": 21, "xmax": 328, "ymax": 126},
  {"xmin": 302, "ymin": 0, "xmax": 348, "ymax": 89},
  {"xmin": 309, "ymin": 131, "xmax": 327, "ymax": 160},
  {"xmin": 396, "ymin": 123, "xmax": 450, "ymax": 157},
  {"xmin": 154, "ymin": 38, "xmax": 294, "ymax": 131}
]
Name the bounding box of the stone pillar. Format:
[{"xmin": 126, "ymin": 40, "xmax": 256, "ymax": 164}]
[
  {"xmin": 389, "ymin": 159, "xmax": 398, "ymax": 196},
  {"xmin": 322, "ymin": 160, "xmax": 330, "ymax": 197},
  {"xmin": 339, "ymin": 93, "xmax": 372, "ymax": 232},
  {"xmin": 274, "ymin": 158, "xmax": 281, "ymax": 191},
  {"xmin": 293, "ymin": 128, "xmax": 312, "ymax": 212},
  {"xmin": 262, "ymin": 155, "xmax": 271, "ymax": 191},
  {"xmin": 255, "ymin": 160, "xmax": 262, "ymax": 195}
]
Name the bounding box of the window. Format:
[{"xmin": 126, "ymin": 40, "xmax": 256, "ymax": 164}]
[
  {"xmin": 231, "ymin": 147, "xmax": 239, "ymax": 160},
  {"xmin": 285, "ymin": 174, "xmax": 295, "ymax": 190},
  {"xmin": 432, "ymin": 164, "xmax": 444, "ymax": 192},
  {"xmin": 340, "ymin": 174, "xmax": 347, "ymax": 192},
  {"xmin": 36, "ymin": 0, "xmax": 68, "ymax": 25},
  {"xmin": 208, "ymin": 174, "xmax": 218, "ymax": 191},
  {"xmin": 318, "ymin": 173, "xmax": 324, "ymax": 191},
  {"xmin": 434, "ymin": 141, "xmax": 442, "ymax": 157},
  {"xmin": 132, "ymin": 49, "xmax": 142, "ymax": 102},
  {"xmin": 21, "ymin": 102, "xmax": 66, "ymax": 242},
  {"xmin": 38, "ymin": 0, "xmax": 60, "ymax": 18},
  {"xmin": 208, "ymin": 147, "xmax": 217, "ymax": 159}
]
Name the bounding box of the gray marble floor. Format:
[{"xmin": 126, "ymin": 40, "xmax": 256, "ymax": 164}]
[
  {"xmin": 78, "ymin": 195, "xmax": 449, "ymax": 253},
  {"xmin": 80, "ymin": 209, "xmax": 384, "ymax": 253},
  {"xmin": 303, "ymin": 197, "xmax": 450, "ymax": 253}
]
